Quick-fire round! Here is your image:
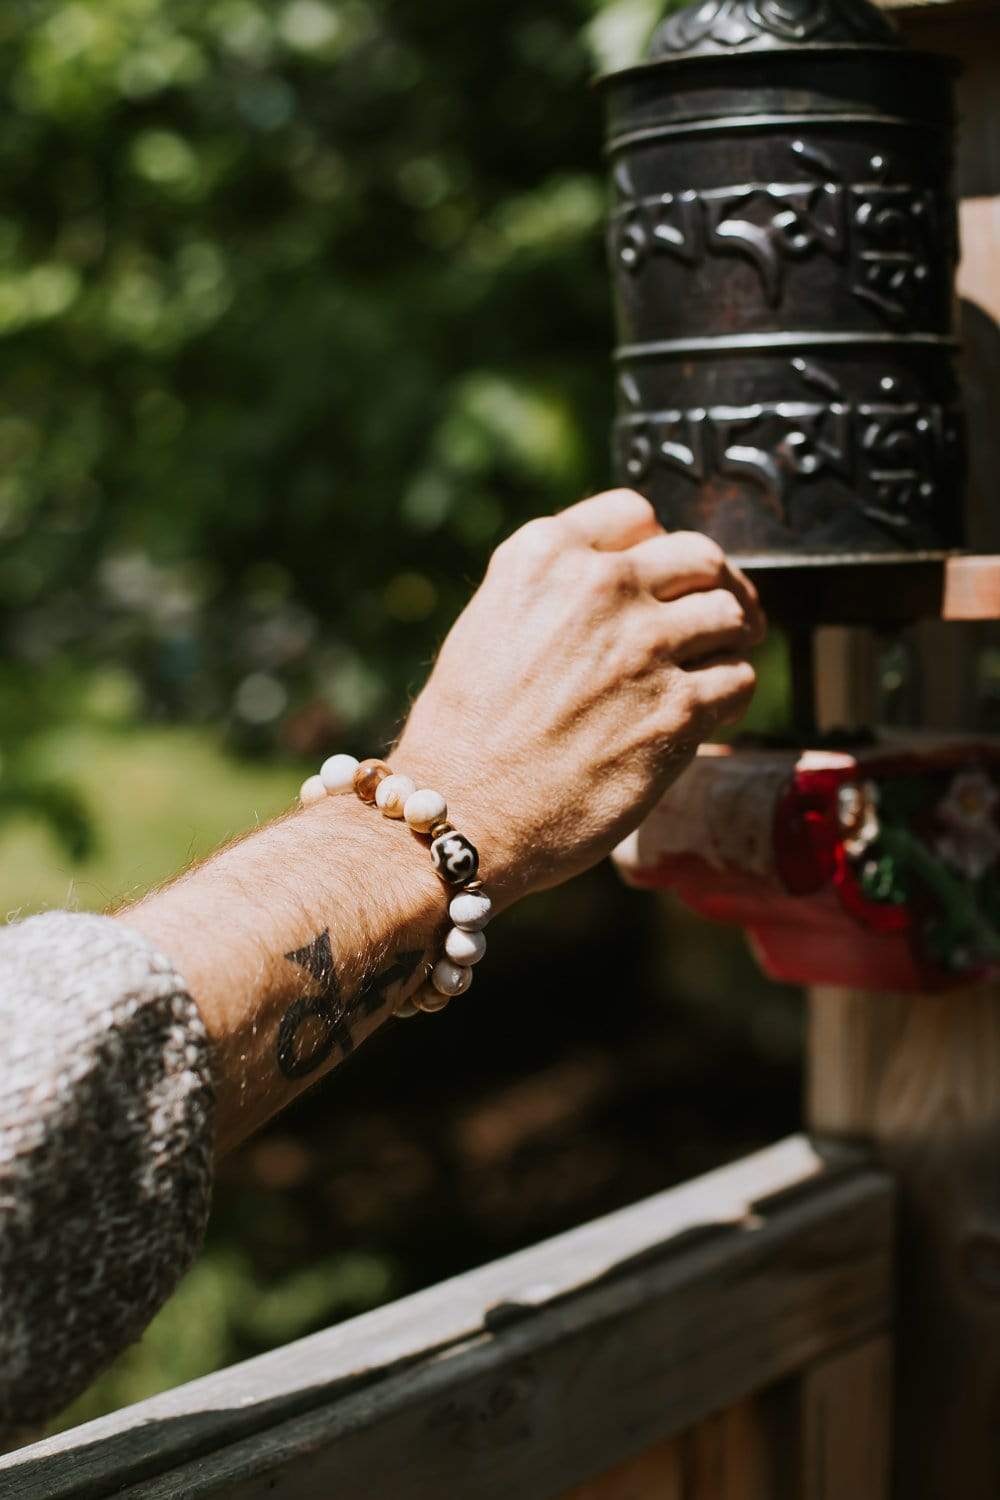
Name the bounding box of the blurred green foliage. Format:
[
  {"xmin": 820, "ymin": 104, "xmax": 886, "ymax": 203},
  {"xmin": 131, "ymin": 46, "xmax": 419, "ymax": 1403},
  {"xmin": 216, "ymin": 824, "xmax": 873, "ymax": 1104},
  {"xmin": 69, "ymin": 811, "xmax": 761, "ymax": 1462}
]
[{"xmin": 0, "ymin": 0, "xmax": 672, "ymax": 809}]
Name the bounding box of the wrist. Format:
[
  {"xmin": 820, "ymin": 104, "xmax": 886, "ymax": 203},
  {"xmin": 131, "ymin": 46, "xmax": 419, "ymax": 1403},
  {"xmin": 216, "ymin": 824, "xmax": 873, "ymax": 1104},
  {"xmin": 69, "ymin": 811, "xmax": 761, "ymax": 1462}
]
[{"xmin": 387, "ymin": 743, "xmax": 529, "ymax": 912}]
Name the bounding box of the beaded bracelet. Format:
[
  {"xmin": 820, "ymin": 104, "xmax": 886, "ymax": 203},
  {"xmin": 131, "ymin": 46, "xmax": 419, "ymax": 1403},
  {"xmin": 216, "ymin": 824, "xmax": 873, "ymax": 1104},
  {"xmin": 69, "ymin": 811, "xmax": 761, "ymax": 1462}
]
[{"xmin": 300, "ymin": 755, "xmax": 492, "ymax": 1019}]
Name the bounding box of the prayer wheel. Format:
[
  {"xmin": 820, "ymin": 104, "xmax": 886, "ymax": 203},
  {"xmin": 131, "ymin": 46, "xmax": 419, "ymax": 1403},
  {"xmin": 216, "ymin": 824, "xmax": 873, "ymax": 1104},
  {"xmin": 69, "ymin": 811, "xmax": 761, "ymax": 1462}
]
[{"xmin": 601, "ymin": 0, "xmax": 967, "ymax": 623}]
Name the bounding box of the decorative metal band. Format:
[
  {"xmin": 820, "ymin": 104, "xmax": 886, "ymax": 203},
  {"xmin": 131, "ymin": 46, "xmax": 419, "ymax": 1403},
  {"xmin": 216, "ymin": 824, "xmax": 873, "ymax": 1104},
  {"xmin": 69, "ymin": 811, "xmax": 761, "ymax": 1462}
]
[
  {"xmin": 650, "ymin": 0, "xmax": 898, "ymax": 59},
  {"xmin": 605, "ymin": 113, "xmax": 936, "ymax": 156},
  {"xmin": 610, "ymin": 141, "xmax": 956, "ymax": 329},
  {"xmin": 615, "ymin": 331, "xmax": 958, "ymax": 360},
  {"xmin": 614, "ymin": 357, "xmax": 962, "ymax": 540}
]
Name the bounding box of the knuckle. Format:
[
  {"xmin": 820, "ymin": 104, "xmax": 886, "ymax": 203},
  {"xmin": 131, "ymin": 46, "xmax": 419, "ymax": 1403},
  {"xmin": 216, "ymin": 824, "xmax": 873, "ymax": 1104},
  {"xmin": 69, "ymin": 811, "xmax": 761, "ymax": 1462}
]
[
  {"xmin": 604, "ymin": 487, "xmax": 656, "ymax": 519},
  {"xmin": 498, "ymin": 516, "xmax": 561, "ymax": 566},
  {"xmin": 708, "ymin": 588, "xmax": 746, "ymax": 628},
  {"xmin": 679, "ymin": 532, "xmax": 727, "ymax": 579}
]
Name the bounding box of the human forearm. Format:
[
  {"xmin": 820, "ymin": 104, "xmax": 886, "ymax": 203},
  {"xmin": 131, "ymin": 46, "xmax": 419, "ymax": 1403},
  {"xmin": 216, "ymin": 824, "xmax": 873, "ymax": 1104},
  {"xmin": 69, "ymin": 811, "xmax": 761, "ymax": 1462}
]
[
  {"xmin": 122, "ymin": 490, "xmax": 764, "ymax": 1157},
  {"xmin": 120, "ymin": 791, "xmax": 455, "ymax": 1155}
]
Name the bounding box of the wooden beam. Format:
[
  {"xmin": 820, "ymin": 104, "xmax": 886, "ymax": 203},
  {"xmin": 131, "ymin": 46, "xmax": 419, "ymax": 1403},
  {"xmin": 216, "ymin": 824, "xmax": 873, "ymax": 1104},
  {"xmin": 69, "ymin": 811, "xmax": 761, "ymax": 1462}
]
[
  {"xmin": 812, "ymin": 585, "xmax": 1000, "ymax": 1495},
  {"xmin": 801, "ymin": 1337, "xmax": 893, "ymax": 1500},
  {"xmin": 878, "ymin": 0, "xmax": 996, "ymax": 15},
  {"xmin": 0, "ymin": 1140, "xmax": 892, "ymax": 1500},
  {"xmin": 559, "ymin": 1386, "xmax": 802, "ymax": 1500},
  {"xmin": 810, "ymin": 984, "xmax": 1000, "ymax": 1499}
]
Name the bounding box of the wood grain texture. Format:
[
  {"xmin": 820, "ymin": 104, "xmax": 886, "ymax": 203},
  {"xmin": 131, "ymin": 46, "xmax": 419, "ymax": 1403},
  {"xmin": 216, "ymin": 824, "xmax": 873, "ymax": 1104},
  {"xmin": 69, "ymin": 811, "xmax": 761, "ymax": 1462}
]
[
  {"xmin": 4, "ymin": 1150, "xmax": 891, "ymax": 1500},
  {"xmin": 812, "ymin": 451, "xmax": 1000, "ymax": 1499},
  {"xmin": 809, "ymin": 984, "xmax": 1000, "ymax": 1499},
  {"xmin": 942, "ymin": 558, "xmax": 1000, "ymax": 621},
  {"xmin": 801, "ymin": 1337, "xmax": 892, "ymax": 1500},
  {"xmin": 561, "ymin": 1386, "xmax": 801, "ymax": 1500}
]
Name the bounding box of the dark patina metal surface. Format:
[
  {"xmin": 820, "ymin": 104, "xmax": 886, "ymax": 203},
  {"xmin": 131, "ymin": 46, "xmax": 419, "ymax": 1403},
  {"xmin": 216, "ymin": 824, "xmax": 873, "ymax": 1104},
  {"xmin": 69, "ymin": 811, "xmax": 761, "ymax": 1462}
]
[{"xmin": 601, "ymin": 0, "xmax": 967, "ymax": 623}]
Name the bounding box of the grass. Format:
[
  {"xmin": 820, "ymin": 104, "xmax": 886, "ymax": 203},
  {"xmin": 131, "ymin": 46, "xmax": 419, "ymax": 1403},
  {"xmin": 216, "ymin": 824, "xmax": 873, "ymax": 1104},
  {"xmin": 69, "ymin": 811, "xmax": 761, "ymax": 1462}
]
[{"xmin": 0, "ymin": 724, "xmax": 302, "ymax": 918}]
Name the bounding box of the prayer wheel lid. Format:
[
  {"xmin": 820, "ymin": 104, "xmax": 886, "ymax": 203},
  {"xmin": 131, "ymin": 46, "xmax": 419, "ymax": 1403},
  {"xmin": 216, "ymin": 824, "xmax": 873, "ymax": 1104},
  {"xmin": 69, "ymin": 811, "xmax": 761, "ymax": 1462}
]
[{"xmin": 645, "ymin": 0, "xmax": 902, "ymax": 61}]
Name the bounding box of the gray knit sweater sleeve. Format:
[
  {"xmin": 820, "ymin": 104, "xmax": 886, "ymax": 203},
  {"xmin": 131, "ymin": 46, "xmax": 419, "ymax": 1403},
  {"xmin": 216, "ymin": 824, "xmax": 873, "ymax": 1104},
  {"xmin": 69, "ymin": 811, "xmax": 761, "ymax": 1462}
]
[{"xmin": 0, "ymin": 912, "xmax": 215, "ymax": 1432}]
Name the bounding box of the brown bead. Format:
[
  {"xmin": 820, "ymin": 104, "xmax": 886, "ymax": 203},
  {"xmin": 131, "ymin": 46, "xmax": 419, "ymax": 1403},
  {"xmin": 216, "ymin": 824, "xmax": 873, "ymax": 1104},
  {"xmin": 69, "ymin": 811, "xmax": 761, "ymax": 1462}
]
[
  {"xmin": 415, "ymin": 987, "xmax": 451, "ymax": 1015},
  {"xmin": 430, "ymin": 820, "xmax": 454, "ymax": 839},
  {"xmin": 354, "ymin": 758, "xmax": 391, "ymax": 803}
]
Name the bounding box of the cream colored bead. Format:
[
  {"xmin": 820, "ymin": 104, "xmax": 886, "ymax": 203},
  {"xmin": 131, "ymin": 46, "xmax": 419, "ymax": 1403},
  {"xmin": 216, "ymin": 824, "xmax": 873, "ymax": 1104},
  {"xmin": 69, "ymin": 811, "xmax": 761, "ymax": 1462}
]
[
  {"xmin": 375, "ymin": 774, "xmax": 417, "ymax": 818},
  {"xmin": 403, "ymin": 788, "xmax": 448, "ymax": 834},
  {"xmin": 320, "ymin": 753, "xmax": 360, "ymax": 794},
  {"xmin": 415, "ymin": 986, "xmax": 451, "ymax": 1015},
  {"xmin": 300, "ymin": 775, "xmax": 327, "ymax": 807},
  {"xmin": 445, "ymin": 926, "xmax": 487, "ymax": 966},
  {"xmin": 449, "ymin": 892, "xmax": 492, "ymax": 932},
  {"xmin": 431, "ymin": 958, "xmax": 473, "ymax": 998}
]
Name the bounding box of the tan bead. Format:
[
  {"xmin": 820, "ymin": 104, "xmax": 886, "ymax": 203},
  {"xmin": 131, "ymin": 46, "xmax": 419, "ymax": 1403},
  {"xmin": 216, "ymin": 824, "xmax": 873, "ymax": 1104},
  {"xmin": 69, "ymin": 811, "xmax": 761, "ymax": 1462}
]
[
  {"xmin": 404, "ymin": 788, "xmax": 448, "ymax": 834},
  {"xmin": 300, "ymin": 775, "xmax": 327, "ymax": 807},
  {"xmin": 431, "ymin": 958, "xmax": 473, "ymax": 998},
  {"xmin": 415, "ymin": 986, "xmax": 451, "ymax": 1015},
  {"xmin": 395, "ymin": 998, "xmax": 420, "ymax": 1020},
  {"xmin": 354, "ymin": 758, "xmax": 391, "ymax": 803},
  {"xmin": 375, "ymin": 773, "xmax": 417, "ymax": 818}
]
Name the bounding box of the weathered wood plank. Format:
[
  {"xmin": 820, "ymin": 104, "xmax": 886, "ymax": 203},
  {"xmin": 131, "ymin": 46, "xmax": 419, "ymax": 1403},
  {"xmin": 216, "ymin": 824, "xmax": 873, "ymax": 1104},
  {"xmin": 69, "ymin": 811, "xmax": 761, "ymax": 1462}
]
[
  {"xmin": 810, "ymin": 984, "xmax": 1000, "ymax": 1499},
  {"xmin": 86, "ymin": 1164, "xmax": 889, "ymax": 1500},
  {"xmin": 0, "ymin": 1137, "xmax": 837, "ymax": 1499},
  {"xmin": 0, "ymin": 1142, "xmax": 890, "ymax": 1500},
  {"xmin": 560, "ymin": 1386, "xmax": 801, "ymax": 1500},
  {"xmin": 801, "ymin": 1337, "xmax": 892, "ymax": 1500}
]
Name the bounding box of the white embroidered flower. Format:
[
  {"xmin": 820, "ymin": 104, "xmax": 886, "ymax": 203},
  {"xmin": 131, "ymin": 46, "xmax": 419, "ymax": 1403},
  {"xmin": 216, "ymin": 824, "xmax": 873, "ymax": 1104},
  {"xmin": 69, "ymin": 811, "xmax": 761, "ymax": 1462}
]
[
  {"xmin": 936, "ymin": 769, "xmax": 1000, "ymax": 880},
  {"xmin": 837, "ymin": 780, "xmax": 880, "ymax": 859}
]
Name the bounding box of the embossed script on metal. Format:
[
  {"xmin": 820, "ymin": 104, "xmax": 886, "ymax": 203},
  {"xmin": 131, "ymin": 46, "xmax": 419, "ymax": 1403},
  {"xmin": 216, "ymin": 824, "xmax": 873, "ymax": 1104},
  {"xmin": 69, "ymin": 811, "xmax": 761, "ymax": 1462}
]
[{"xmin": 600, "ymin": 0, "xmax": 967, "ymax": 611}]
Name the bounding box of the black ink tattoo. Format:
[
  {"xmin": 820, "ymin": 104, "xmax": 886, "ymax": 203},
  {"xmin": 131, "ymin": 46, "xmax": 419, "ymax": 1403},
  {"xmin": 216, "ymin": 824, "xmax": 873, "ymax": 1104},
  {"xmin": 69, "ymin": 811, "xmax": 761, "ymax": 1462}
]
[
  {"xmin": 278, "ymin": 930, "xmax": 353, "ymax": 1080},
  {"xmin": 353, "ymin": 950, "xmax": 426, "ymax": 1019},
  {"xmin": 277, "ymin": 937, "xmax": 428, "ymax": 1081}
]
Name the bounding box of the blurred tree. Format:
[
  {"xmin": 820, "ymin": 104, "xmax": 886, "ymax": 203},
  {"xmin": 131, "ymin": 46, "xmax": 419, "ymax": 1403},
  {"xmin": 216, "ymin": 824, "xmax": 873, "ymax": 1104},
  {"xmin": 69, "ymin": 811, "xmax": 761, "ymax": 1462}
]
[{"xmin": 0, "ymin": 0, "xmax": 680, "ymax": 794}]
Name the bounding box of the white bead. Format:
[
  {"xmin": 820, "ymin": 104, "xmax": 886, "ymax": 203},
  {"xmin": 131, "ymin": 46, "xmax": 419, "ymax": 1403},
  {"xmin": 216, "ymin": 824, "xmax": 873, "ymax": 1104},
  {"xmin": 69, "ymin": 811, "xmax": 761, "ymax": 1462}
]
[
  {"xmin": 320, "ymin": 754, "xmax": 360, "ymax": 794},
  {"xmin": 375, "ymin": 774, "xmax": 417, "ymax": 818},
  {"xmin": 300, "ymin": 775, "xmax": 327, "ymax": 807},
  {"xmin": 449, "ymin": 892, "xmax": 492, "ymax": 932},
  {"xmin": 431, "ymin": 958, "xmax": 473, "ymax": 997},
  {"xmin": 445, "ymin": 926, "xmax": 487, "ymax": 966},
  {"xmin": 403, "ymin": 788, "xmax": 448, "ymax": 833}
]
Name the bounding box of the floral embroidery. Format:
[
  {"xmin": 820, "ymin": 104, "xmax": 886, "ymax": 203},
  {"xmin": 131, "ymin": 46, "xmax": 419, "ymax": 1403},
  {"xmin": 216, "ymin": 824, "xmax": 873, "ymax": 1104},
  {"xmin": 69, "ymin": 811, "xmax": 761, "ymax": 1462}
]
[
  {"xmin": 776, "ymin": 754, "xmax": 1000, "ymax": 984},
  {"xmin": 837, "ymin": 780, "xmax": 881, "ymax": 859},
  {"xmin": 934, "ymin": 770, "xmax": 1000, "ymax": 881}
]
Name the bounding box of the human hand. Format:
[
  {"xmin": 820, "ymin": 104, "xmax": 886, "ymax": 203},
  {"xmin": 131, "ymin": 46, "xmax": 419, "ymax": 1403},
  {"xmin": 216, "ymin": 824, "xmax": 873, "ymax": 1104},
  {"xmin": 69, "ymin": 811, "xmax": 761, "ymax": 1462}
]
[{"xmin": 394, "ymin": 490, "xmax": 765, "ymax": 907}]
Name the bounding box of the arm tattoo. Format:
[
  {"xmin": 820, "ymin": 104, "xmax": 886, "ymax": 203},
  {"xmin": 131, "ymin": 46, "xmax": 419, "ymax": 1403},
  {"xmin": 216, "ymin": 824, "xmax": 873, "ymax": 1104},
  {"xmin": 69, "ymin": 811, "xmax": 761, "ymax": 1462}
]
[
  {"xmin": 278, "ymin": 930, "xmax": 351, "ymax": 1080},
  {"xmin": 277, "ymin": 932, "xmax": 426, "ymax": 1081}
]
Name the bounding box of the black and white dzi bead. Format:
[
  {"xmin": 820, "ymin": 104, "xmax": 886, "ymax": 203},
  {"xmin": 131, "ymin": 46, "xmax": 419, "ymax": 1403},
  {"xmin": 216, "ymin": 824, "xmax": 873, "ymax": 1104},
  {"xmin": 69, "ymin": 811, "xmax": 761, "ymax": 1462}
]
[{"xmin": 430, "ymin": 831, "xmax": 479, "ymax": 885}]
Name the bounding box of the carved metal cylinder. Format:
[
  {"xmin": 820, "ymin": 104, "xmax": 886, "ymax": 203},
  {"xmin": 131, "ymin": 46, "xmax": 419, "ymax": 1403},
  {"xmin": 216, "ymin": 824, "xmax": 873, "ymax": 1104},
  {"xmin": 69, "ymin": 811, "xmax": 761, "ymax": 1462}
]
[{"xmin": 601, "ymin": 0, "xmax": 966, "ymax": 623}]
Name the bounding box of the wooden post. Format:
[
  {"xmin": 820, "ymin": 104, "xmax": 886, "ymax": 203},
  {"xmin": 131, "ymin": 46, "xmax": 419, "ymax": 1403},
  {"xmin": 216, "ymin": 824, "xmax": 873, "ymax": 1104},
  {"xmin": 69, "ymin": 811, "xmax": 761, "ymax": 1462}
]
[
  {"xmin": 809, "ymin": 985, "xmax": 1000, "ymax": 1497},
  {"xmin": 809, "ymin": 9, "xmax": 1000, "ymax": 1493}
]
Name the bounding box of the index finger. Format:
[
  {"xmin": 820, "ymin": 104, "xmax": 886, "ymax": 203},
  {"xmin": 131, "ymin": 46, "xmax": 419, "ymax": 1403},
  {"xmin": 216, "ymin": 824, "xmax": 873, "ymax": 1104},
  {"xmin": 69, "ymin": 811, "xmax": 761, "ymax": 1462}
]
[{"xmin": 559, "ymin": 489, "xmax": 663, "ymax": 552}]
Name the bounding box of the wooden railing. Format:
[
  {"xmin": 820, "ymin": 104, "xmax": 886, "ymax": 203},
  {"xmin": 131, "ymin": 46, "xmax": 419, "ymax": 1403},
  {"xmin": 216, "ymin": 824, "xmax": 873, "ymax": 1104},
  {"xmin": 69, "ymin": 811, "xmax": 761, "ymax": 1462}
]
[{"xmin": 0, "ymin": 1139, "xmax": 893, "ymax": 1500}]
